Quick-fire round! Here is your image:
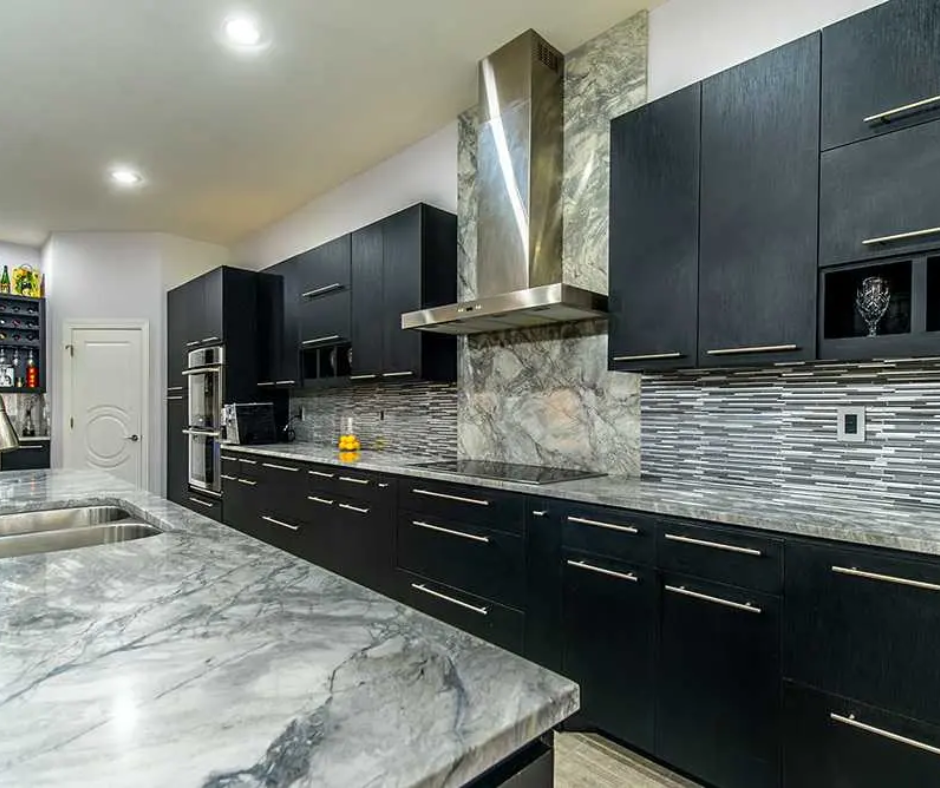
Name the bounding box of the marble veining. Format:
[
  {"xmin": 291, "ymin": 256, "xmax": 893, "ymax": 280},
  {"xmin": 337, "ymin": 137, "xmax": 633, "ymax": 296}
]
[
  {"xmin": 229, "ymin": 444, "xmax": 940, "ymax": 558},
  {"xmin": 0, "ymin": 470, "xmax": 578, "ymax": 788}
]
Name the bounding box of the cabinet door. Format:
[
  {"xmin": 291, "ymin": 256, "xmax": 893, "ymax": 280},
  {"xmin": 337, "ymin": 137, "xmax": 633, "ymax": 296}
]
[
  {"xmin": 350, "ymin": 222, "xmax": 385, "ymax": 380},
  {"xmin": 166, "ymin": 396, "xmax": 188, "ymax": 506},
  {"xmin": 299, "ymin": 291, "xmax": 350, "ymax": 347},
  {"xmin": 166, "ymin": 286, "xmax": 189, "ymax": 390},
  {"xmin": 783, "ymin": 682, "xmax": 940, "ymax": 788},
  {"xmin": 201, "ymin": 268, "xmax": 224, "ymax": 344},
  {"xmin": 181, "ymin": 278, "xmax": 206, "ymax": 350},
  {"xmin": 255, "ymin": 272, "xmax": 283, "ymax": 386},
  {"xmin": 297, "ymin": 236, "xmax": 352, "ymax": 347},
  {"xmin": 822, "ymin": 0, "xmax": 940, "ymax": 151},
  {"xmin": 562, "ymin": 553, "xmax": 657, "ymax": 752},
  {"xmin": 524, "ymin": 503, "xmax": 564, "ymax": 673},
  {"xmin": 699, "ymin": 35, "xmax": 820, "ymax": 367},
  {"xmin": 0, "ymin": 443, "xmax": 50, "ymax": 471},
  {"xmin": 784, "ymin": 541, "xmax": 940, "ymax": 727},
  {"xmin": 382, "ymin": 207, "xmax": 423, "ymax": 378},
  {"xmin": 276, "ymin": 258, "xmax": 302, "ymax": 385},
  {"xmin": 609, "ymin": 84, "xmax": 700, "ymax": 372},
  {"xmin": 658, "ymin": 575, "xmax": 780, "ymax": 788},
  {"xmin": 295, "ymin": 235, "xmax": 351, "ymax": 294},
  {"xmin": 333, "ymin": 496, "xmax": 394, "ymax": 594}
]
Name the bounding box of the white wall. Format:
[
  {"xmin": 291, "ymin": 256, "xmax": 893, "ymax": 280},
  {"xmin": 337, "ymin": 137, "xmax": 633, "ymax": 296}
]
[
  {"xmin": 43, "ymin": 232, "xmax": 228, "ymax": 494},
  {"xmin": 232, "ymin": 121, "xmax": 458, "ymax": 270},
  {"xmin": 649, "ymin": 0, "xmax": 888, "ymax": 100},
  {"xmin": 0, "ymin": 241, "xmax": 42, "ymax": 274}
]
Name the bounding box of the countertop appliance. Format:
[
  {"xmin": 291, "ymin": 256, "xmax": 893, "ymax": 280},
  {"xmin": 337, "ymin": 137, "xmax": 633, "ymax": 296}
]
[
  {"xmin": 222, "ymin": 403, "xmax": 277, "ymax": 446},
  {"xmin": 401, "ymin": 30, "xmax": 607, "ymax": 335},
  {"xmin": 415, "ymin": 459, "xmax": 606, "ymax": 486},
  {"xmin": 183, "ymin": 346, "xmax": 224, "ymax": 495}
]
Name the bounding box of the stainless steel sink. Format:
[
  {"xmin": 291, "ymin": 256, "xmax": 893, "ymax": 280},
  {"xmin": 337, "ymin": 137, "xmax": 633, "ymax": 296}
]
[
  {"xmin": 0, "ymin": 522, "xmax": 162, "ymax": 560},
  {"xmin": 0, "ymin": 506, "xmax": 132, "ymax": 537}
]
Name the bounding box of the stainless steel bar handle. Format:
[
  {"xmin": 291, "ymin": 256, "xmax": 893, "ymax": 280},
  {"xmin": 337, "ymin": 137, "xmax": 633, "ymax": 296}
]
[
  {"xmin": 186, "ymin": 340, "xmax": 201, "ymax": 347},
  {"xmin": 221, "ymin": 456, "xmax": 238, "ymax": 462},
  {"xmin": 183, "ymin": 429, "xmax": 222, "ymax": 437},
  {"xmin": 567, "ymin": 559, "xmax": 638, "ymax": 583},
  {"xmin": 182, "ymin": 366, "xmax": 223, "ymax": 376},
  {"xmin": 258, "ymin": 382, "xmax": 276, "ymax": 387},
  {"xmin": 302, "ymin": 283, "xmax": 343, "ymax": 299},
  {"xmin": 864, "ymin": 94, "xmax": 940, "ymax": 124},
  {"xmin": 167, "ymin": 395, "xmax": 184, "ymax": 401},
  {"xmin": 350, "ymin": 374, "xmax": 378, "ymax": 381},
  {"xmin": 665, "ymin": 533, "xmax": 762, "ymax": 556},
  {"xmin": 302, "ymin": 335, "xmax": 341, "ymax": 346},
  {"xmin": 189, "ymin": 497, "xmax": 215, "ymax": 509},
  {"xmin": 309, "ymin": 470, "xmax": 335, "ymax": 479},
  {"xmin": 239, "ymin": 458, "xmax": 258, "ymax": 465},
  {"xmin": 831, "ymin": 713, "xmax": 940, "ymax": 757},
  {"xmin": 413, "ymin": 520, "xmax": 490, "ymax": 543},
  {"xmin": 202, "ymin": 336, "xmax": 221, "ymax": 343},
  {"xmin": 832, "ymin": 565, "xmax": 940, "ymax": 593},
  {"xmin": 262, "ymin": 515, "xmax": 299, "ymax": 532},
  {"xmin": 613, "ymin": 352, "xmax": 683, "ymax": 362},
  {"xmin": 339, "ymin": 503, "xmax": 370, "ymax": 514},
  {"xmin": 237, "ymin": 479, "xmax": 257, "ymax": 486},
  {"xmin": 382, "ymin": 371, "xmax": 414, "ymax": 378},
  {"xmin": 275, "ymin": 380, "xmax": 296, "ymax": 386},
  {"xmin": 532, "ymin": 510, "xmax": 548, "ymax": 517},
  {"xmin": 167, "ymin": 386, "xmax": 184, "ymax": 391},
  {"xmin": 411, "ymin": 583, "xmax": 488, "ymax": 615},
  {"xmin": 263, "ymin": 463, "xmax": 300, "ymax": 473},
  {"xmin": 665, "ymin": 584, "xmax": 761, "ymax": 614},
  {"xmin": 308, "ymin": 496, "xmax": 334, "ymax": 506},
  {"xmin": 378, "ymin": 483, "xmax": 390, "ymax": 489},
  {"xmin": 707, "ymin": 344, "xmax": 798, "ymax": 356},
  {"xmin": 568, "ymin": 516, "xmax": 638, "ymax": 535},
  {"xmin": 863, "ymin": 226, "xmax": 940, "ymax": 246},
  {"xmin": 413, "ymin": 488, "xmax": 489, "ymax": 507},
  {"xmin": 339, "ymin": 476, "xmax": 369, "ymax": 485},
  {"xmin": 16, "ymin": 445, "xmax": 45, "ymax": 451},
  {"xmin": 221, "ymin": 474, "xmax": 237, "ymax": 481}
]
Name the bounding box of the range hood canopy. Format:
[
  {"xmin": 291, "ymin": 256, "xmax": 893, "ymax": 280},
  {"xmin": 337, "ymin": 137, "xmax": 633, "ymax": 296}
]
[{"xmin": 402, "ymin": 30, "xmax": 608, "ymax": 336}]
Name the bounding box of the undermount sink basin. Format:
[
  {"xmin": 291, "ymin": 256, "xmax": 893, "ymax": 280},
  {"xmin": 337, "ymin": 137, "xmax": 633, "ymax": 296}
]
[
  {"xmin": 0, "ymin": 506, "xmax": 132, "ymax": 537},
  {"xmin": 0, "ymin": 522, "xmax": 162, "ymax": 560}
]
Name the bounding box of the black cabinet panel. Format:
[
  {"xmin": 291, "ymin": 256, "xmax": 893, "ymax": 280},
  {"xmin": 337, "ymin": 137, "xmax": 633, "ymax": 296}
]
[
  {"xmin": 524, "ymin": 503, "xmax": 564, "ymax": 673},
  {"xmin": 609, "ymin": 84, "xmax": 701, "ymax": 372},
  {"xmin": 399, "ymin": 479, "xmax": 525, "ymax": 533},
  {"xmin": 256, "ymin": 271, "xmax": 284, "ymax": 386},
  {"xmin": 185, "ymin": 490, "xmax": 223, "ymax": 523},
  {"xmin": 299, "ymin": 290, "xmax": 350, "ymax": 346},
  {"xmin": 203, "ymin": 268, "xmax": 224, "ymax": 344},
  {"xmin": 166, "ymin": 397, "xmax": 188, "ymax": 506},
  {"xmin": 296, "ymin": 236, "xmax": 352, "ymax": 348},
  {"xmin": 658, "ymin": 574, "xmax": 780, "ymax": 788},
  {"xmin": 561, "ymin": 502, "xmax": 656, "ymax": 566},
  {"xmin": 820, "ymin": 121, "xmax": 940, "ymax": 267},
  {"xmin": 332, "ymin": 493, "xmax": 395, "ymax": 594},
  {"xmin": 562, "ymin": 553, "xmax": 657, "ymax": 752},
  {"xmin": 822, "ymin": 0, "xmax": 940, "ymax": 150},
  {"xmin": 1, "ymin": 442, "xmax": 50, "ymax": 471},
  {"xmin": 350, "ymin": 222, "xmax": 385, "ymax": 379},
  {"xmin": 656, "ymin": 519, "xmax": 784, "ymax": 594},
  {"xmin": 783, "ymin": 681, "xmax": 940, "ymax": 788},
  {"xmin": 273, "ymin": 257, "xmax": 302, "ymax": 386},
  {"xmin": 784, "ymin": 541, "xmax": 940, "ymax": 726},
  {"xmin": 382, "ymin": 206, "xmax": 424, "ymax": 377},
  {"xmin": 698, "ymin": 35, "xmax": 820, "ymax": 367},
  {"xmin": 295, "ymin": 235, "xmax": 352, "ymax": 292},
  {"xmin": 166, "ymin": 286, "xmax": 188, "ymax": 390}
]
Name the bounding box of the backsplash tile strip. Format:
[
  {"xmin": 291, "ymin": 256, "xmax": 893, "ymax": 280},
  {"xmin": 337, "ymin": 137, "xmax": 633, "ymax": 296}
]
[
  {"xmin": 290, "ymin": 381, "xmax": 457, "ymax": 459},
  {"xmin": 641, "ymin": 360, "xmax": 940, "ymax": 507}
]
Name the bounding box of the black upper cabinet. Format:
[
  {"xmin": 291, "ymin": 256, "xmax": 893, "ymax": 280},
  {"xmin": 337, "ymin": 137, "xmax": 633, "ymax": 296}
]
[
  {"xmin": 698, "ymin": 35, "xmax": 820, "ymax": 367},
  {"xmin": 349, "ymin": 204, "xmax": 458, "ymax": 383},
  {"xmin": 296, "ymin": 235, "xmax": 351, "ymax": 348},
  {"xmin": 256, "ymin": 271, "xmax": 283, "ymax": 387},
  {"xmin": 166, "ymin": 286, "xmax": 188, "ymax": 391},
  {"xmin": 608, "ymin": 83, "xmax": 701, "ymax": 372},
  {"xmin": 350, "ymin": 222, "xmax": 385, "ymax": 379},
  {"xmin": 822, "ymin": 0, "xmax": 940, "ymax": 151}
]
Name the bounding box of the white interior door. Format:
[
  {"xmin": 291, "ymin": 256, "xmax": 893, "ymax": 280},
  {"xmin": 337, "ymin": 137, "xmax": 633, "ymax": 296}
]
[{"xmin": 66, "ymin": 327, "xmax": 147, "ymax": 487}]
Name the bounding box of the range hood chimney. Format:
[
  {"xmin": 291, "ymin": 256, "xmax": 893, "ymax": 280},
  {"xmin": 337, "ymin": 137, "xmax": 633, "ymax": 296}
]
[{"xmin": 402, "ymin": 30, "xmax": 608, "ymax": 335}]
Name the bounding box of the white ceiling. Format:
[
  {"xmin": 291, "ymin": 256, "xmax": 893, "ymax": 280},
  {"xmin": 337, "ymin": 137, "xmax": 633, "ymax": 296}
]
[{"xmin": 0, "ymin": 0, "xmax": 654, "ymax": 248}]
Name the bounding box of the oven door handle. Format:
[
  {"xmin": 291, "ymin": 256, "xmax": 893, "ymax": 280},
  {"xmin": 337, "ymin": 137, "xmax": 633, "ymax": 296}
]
[
  {"xmin": 182, "ymin": 366, "xmax": 223, "ymax": 376},
  {"xmin": 183, "ymin": 429, "xmax": 222, "ymax": 438}
]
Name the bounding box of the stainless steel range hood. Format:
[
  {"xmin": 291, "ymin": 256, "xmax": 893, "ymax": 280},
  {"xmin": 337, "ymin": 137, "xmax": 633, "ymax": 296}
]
[{"xmin": 402, "ymin": 30, "xmax": 608, "ymax": 336}]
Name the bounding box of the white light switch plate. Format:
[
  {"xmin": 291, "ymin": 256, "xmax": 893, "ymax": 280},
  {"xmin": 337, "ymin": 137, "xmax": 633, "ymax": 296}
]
[{"xmin": 837, "ymin": 406, "xmax": 866, "ymax": 443}]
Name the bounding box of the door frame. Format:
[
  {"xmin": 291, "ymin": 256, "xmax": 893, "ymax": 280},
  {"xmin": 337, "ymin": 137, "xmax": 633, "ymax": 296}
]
[{"xmin": 61, "ymin": 319, "xmax": 151, "ymax": 489}]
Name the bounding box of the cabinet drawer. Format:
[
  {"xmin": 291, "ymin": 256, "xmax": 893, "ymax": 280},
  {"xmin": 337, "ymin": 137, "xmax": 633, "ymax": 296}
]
[
  {"xmin": 397, "ymin": 569, "xmax": 524, "ymax": 656},
  {"xmin": 256, "ymin": 458, "xmax": 308, "ymax": 516},
  {"xmin": 1, "ymin": 443, "xmax": 51, "ymax": 471},
  {"xmin": 399, "ymin": 480, "xmax": 524, "ymax": 534},
  {"xmin": 185, "ymin": 491, "xmax": 223, "ymax": 523},
  {"xmin": 785, "ymin": 541, "xmax": 940, "ymax": 726},
  {"xmin": 561, "ymin": 502, "xmax": 655, "ymax": 566},
  {"xmin": 657, "ymin": 520, "xmax": 783, "ymax": 594},
  {"xmin": 397, "ymin": 511, "xmax": 525, "ymax": 608},
  {"xmin": 306, "ymin": 464, "xmax": 396, "ymax": 502},
  {"xmin": 331, "ymin": 494, "xmax": 394, "ymax": 594},
  {"xmin": 783, "ymin": 681, "xmax": 940, "ymax": 788},
  {"xmin": 251, "ymin": 509, "xmax": 309, "ymax": 559},
  {"xmin": 820, "ymin": 121, "xmax": 940, "ymax": 267},
  {"xmin": 224, "ymin": 453, "xmax": 260, "ymax": 481}
]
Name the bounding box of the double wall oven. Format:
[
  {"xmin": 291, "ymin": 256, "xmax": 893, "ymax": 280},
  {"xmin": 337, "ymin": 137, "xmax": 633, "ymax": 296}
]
[{"xmin": 182, "ymin": 346, "xmax": 224, "ymax": 495}]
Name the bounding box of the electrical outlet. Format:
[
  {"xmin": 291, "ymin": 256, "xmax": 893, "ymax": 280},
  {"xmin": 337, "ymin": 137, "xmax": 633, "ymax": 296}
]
[{"xmin": 837, "ymin": 406, "xmax": 866, "ymax": 443}]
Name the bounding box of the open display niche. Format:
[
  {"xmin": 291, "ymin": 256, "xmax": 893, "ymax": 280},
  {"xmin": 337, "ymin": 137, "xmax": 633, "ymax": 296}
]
[
  {"xmin": 819, "ymin": 254, "xmax": 940, "ymax": 360},
  {"xmin": 301, "ymin": 342, "xmax": 351, "ymax": 388}
]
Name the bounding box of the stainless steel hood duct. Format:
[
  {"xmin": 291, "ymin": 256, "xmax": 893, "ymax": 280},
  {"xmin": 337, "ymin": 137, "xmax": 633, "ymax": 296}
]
[{"xmin": 402, "ymin": 30, "xmax": 608, "ymax": 335}]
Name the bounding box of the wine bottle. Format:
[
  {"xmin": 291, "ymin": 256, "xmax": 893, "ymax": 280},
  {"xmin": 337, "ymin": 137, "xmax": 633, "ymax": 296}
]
[
  {"xmin": 0, "ymin": 266, "xmax": 9, "ymax": 295},
  {"xmin": 26, "ymin": 351, "xmax": 37, "ymax": 389}
]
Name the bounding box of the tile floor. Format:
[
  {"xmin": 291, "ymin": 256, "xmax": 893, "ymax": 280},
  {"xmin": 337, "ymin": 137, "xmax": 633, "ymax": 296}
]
[{"xmin": 555, "ymin": 733, "xmax": 701, "ymax": 788}]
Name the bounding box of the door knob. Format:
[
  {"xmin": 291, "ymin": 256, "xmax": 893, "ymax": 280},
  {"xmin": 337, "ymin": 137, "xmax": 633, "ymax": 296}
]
[{"xmin": 127, "ymin": 435, "xmax": 140, "ymax": 442}]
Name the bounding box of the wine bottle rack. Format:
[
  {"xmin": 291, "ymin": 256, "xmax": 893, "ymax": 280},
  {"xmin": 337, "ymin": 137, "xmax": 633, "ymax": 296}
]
[{"xmin": 0, "ymin": 294, "xmax": 45, "ymax": 393}]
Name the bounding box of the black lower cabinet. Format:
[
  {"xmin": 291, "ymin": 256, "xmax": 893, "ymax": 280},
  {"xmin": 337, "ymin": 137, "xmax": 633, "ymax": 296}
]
[
  {"xmin": 523, "ymin": 503, "xmax": 564, "ymax": 673},
  {"xmin": 657, "ymin": 575, "xmax": 780, "ymax": 788},
  {"xmin": 332, "ymin": 494, "xmax": 395, "ymax": 595},
  {"xmin": 1, "ymin": 442, "xmax": 51, "ymax": 471},
  {"xmin": 186, "ymin": 490, "xmax": 223, "ymax": 523},
  {"xmin": 783, "ymin": 681, "xmax": 940, "ymax": 788},
  {"xmin": 166, "ymin": 397, "xmax": 188, "ymax": 506},
  {"xmin": 562, "ymin": 552, "xmax": 657, "ymax": 753}
]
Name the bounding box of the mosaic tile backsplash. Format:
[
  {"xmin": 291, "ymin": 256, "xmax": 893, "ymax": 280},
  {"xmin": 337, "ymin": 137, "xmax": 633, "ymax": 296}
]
[
  {"xmin": 641, "ymin": 360, "xmax": 940, "ymax": 508},
  {"xmin": 290, "ymin": 381, "xmax": 457, "ymax": 459}
]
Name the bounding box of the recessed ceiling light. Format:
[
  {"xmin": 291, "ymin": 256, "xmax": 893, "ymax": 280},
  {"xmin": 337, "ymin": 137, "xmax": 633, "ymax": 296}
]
[
  {"xmin": 109, "ymin": 167, "xmax": 144, "ymax": 187},
  {"xmin": 223, "ymin": 15, "xmax": 262, "ymax": 47}
]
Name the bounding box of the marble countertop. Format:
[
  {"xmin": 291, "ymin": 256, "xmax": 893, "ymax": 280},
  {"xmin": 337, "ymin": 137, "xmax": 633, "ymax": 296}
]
[
  {"xmin": 227, "ymin": 443, "xmax": 940, "ymax": 558},
  {"xmin": 0, "ymin": 470, "xmax": 578, "ymax": 788}
]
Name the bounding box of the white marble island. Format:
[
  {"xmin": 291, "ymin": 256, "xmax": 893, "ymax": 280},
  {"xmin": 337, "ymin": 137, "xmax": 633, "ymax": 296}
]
[{"xmin": 0, "ymin": 470, "xmax": 577, "ymax": 788}]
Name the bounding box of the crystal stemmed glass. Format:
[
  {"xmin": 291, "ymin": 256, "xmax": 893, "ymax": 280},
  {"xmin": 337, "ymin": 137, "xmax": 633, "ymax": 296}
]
[{"xmin": 855, "ymin": 276, "xmax": 891, "ymax": 337}]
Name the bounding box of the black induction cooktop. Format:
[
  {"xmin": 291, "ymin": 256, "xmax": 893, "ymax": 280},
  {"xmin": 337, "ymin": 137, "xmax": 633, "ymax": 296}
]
[{"xmin": 415, "ymin": 460, "xmax": 606, "ymax": 486}]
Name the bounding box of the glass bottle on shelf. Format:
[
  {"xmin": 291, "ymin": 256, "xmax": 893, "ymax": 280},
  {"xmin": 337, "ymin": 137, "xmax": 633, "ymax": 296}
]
[
  {"xmin": 22, "ymin": 407, "xmax": 35, "ymax": 437},
  {"xmin": 26, "ymin": 351, "xmax": 37, "ymax": 389},
  {"xmin": 0, "ymin": 350, "xmax": 10, "ymax": 388},
  {"xmin": 0, "ymin": 266, "xmax": 9, "ymax": 295},
  {"xmin": 12, "ymin": 349, "xmax": 22, "ymax": 388}
]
